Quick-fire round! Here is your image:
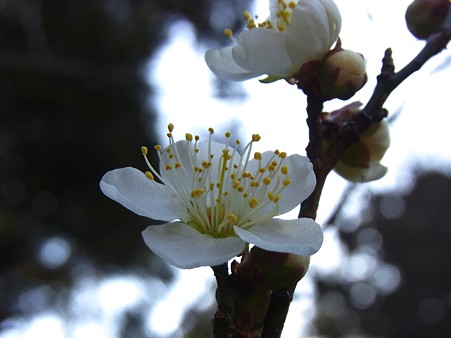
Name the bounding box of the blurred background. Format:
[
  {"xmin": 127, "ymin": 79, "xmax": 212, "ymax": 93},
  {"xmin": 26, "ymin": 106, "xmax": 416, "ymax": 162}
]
[{"xmin": 0, "ymin": 0, "xmax": 450, "ymax": 337}]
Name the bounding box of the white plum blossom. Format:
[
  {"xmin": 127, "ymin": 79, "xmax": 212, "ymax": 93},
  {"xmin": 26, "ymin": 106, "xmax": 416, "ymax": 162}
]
[
  {"xmin": 205, "ymin": 0, "xmax": 342, "ymax": 81},
  {"xmin": 100, "ymin": 124, "xmax": 323, "ymax": 269}
]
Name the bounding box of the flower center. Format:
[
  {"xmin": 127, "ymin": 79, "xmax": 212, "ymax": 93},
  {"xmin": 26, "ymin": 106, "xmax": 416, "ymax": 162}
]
[
  {"xmin": 141, "ymin": 124, "xmax": 293, "ymax": 238},
  {"xmin": 224, "ymin": 0, "xmax": 297, "ymax": 38}
]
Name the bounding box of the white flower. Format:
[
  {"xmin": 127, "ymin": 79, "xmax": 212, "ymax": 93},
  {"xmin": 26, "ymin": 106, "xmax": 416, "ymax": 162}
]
[
  {"xmin": 205, "ymin": 0, "xmax": 342, "ymax": 81},
  {"xmin": 100, "ymin": 124, "xmax": 322, "ymax": 269}
]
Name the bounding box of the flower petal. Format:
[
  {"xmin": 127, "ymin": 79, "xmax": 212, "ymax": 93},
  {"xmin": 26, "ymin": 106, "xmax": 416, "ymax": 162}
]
[
  {"xmin": 232, "ymin": 28, "xmax": 293, "ymax": 77},
  {"xmin": 334, "ymin": 161, "xmax": 388, "ymax": 183},
  {"xmin": 234, "ymin": 218, "xmax": 323, "ymax": 256},
  {"xmin": 100, "ymin": 167, "xmax": 182, "ymax": 221},
  {"xmin": 142, "ymin": 222, "xmax": 246, "ymax": 269},
  {"xmin": 320, "ymin": 0, "xmax": 342, "ymax": 46},
  {"xmin": 205, "ymin": 46, "xmax": 257, "ymax": 81},
  {"xmin": 286, "ymin": 0, "xmax": 341, "ymax": 70},
  {"xmin": 276, "ymin": 154, "xmax": 316, "ymax": 215}
]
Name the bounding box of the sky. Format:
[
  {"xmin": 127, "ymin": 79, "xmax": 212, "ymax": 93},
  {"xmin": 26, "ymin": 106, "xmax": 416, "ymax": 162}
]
[{"xmin": 2, "ymin": 0, "xmax": 450, "ymax": 337}]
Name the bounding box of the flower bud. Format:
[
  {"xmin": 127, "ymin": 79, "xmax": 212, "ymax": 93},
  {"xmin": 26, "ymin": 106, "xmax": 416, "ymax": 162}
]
[
  {"xmin": 334, "ymin": 120, "xmax": 390, "ymax": 183},
  {"xmin": 319, "ymin": 49, "xmax": 367, "ymax": 100},
  {"xmin": 405, "ymin": 0, "xmax": 449, "ymax": 39},
  {"xmin": 237, "ymin": 246, "xmax": 310, "ymax": 291}
]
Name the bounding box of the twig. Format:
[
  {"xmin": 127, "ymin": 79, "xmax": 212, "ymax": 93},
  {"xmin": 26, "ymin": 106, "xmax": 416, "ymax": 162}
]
[
  {"xmin": 212, "ymin": 263, "xmax": 236, "ymax": 337},
  {"xmin": 260, "ymin": 24, "xmax": 451, "ymax": 338}
]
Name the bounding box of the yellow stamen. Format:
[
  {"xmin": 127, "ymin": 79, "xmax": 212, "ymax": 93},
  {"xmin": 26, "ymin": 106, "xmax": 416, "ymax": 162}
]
[
  {"xmin": 141, "ymin": 146, "xmax": 148, "ymax": 155},
  {"xmin": 283, "ymin": 178, "xmax": 292, "ymax": 186},
  {"xmin": 191, "ymin": 188, "xmax": 205, "ymax": 198},
  {"xmin": 224, "ymin": 28, "xmax": 233, "ymax": 38},
  {"xmin": 243, "ymin": 10, "xmax": 251, "ymax": 20},
  {"xmin": 249, "ymin": 197, "xmax": 259, "ymax": 209},
  {"xmin": 145, "ymin": 171, "xmax": 154, "ymax": 180},
  {"xmin": 252, "ymin": 134, "xmax": 261, "ymax": 142},
  {"xmin": 227, "ymin": 213, "xmax": 238, "ymax": 224},
  {"xmin": 254, "ymin": 152, "xmax": 262, "ymax": 160}
]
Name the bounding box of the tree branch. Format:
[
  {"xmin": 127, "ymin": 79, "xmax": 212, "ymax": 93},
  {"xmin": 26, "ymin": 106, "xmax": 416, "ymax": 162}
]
[{"xmin": 260, "ymin": 22, "xmax": 451, "ymax": 338}]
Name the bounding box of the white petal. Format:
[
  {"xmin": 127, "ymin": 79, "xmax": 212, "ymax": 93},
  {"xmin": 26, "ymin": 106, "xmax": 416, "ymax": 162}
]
[
  {"xmin": 142, "ymin": 222, "xmax": 246, "ymax": 269},
  {"xmin": 232, "ymin": 28, "xmax": 293, "ymax": 77},
  {"xmin": 205, "ymin": 46, "xmax": 257, "ymax": 81},
  {"xmin": 100, "ymin": 167, "xmax": 182, "ymax": 221},
  {"xmin": 334, "ymin": 161, "xmax": 388, "ymax": 183},
  {"xmin": 286, "ymin": 0, "xmax": 341, "ymax": 70},
  {"xmin": 234, "ymin": 218, "xmax": 323, "ymax": 256},
  {"xmin": 362, "ymin": 120, "xmax": 390, "ymax": 163},
  {"xmin": 276, "ymin": 154, "xmax": 316, "ymax": 215},
  {"xmin": 319, "ymin": 0, "xmax": 342, "ymax": 46}
]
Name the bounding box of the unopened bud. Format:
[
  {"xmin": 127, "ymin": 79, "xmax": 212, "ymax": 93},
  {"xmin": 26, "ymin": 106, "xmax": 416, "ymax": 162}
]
[
  {"xmin": 405, "ymin": 0, "xmax": 449, "ymax": 39},
  {"xmin": 335, "ymin": 120, "xmax": 390, "ymax": 182},
  {"xmin": 238, "ymin": 247, "xmax": 310, "ymax": 291},
  {"xmin": 319, "ymin": 50, "xmax": 367, "ymax": 100}
]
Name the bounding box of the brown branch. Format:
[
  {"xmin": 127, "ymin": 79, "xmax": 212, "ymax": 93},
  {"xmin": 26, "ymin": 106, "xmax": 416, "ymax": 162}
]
[
  {"xmin": 260, "ymin": 22, "xmax": 451, "ymax": 338},
  {"xmin": 212, "ymin": 263, "xmax": 236, "ymax": 337}
]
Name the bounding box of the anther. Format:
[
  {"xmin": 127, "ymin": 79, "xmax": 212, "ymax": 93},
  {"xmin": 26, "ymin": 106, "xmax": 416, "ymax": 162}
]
[
  {"xmin": 252, "ymin": 134, "xmax": 261, "ymax": 142},
  {"xmin": 145, "ymin": 171, "xmax": 154, "ymax": 180},
  {"xmin": 243, "ymin": 10, "xmax": 251, "ymax": 20},
  {"xmin": 249, "ymin": 197, "xmax": 259, "ymax": 209},
  {"xmin": 208, "ymin": 127, "xmax": 214, "ymax": 134},
  {"xmin": 224, "ymin": 29, "xmax": 233, "ymax": 38},
  {"xmin": 283, "ymin": 178, "xmax": 292, "ymax": 186},
  {"xmin": 191, "ymin": 188, "xmax": 205, "ymax": 198},
  {"xmin": 281, "ymin": 166, "xmax": 288, "ymax": 175},
  {"xmin": 185, "ymin": 133, "xmax": 193, "ymax": 141},
  {"xmin": 141, "ymin": 146, "xmax": 148, "ymax": 156},
  {"xmin": 254, "ymin": 152, "xmax": 262, "ymax": 160},
  {"xmin": 167, "ymin": 123, "xmax": 174, "ymax": 132},
  {"xmin": 227, "ymin": 213, "xmax": 238, "ymax": 224}
]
